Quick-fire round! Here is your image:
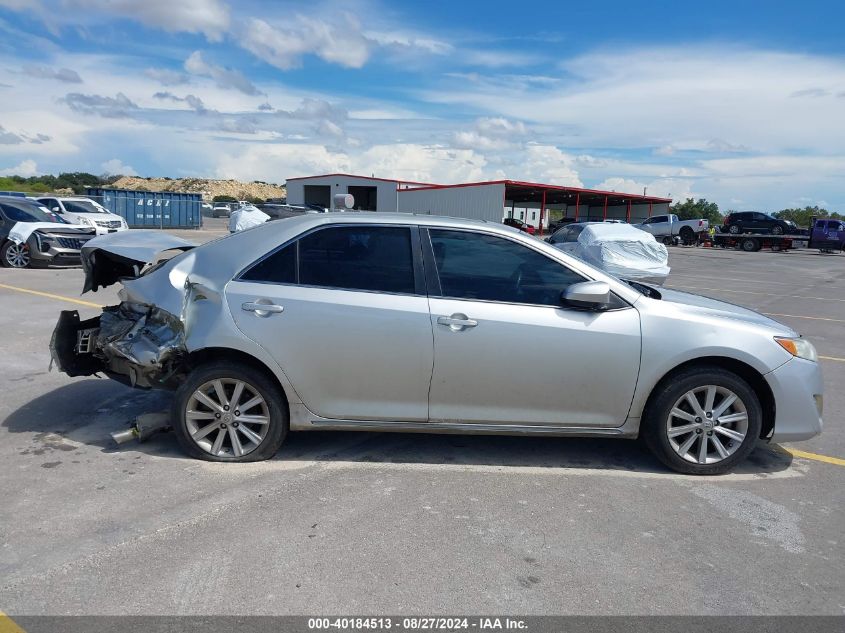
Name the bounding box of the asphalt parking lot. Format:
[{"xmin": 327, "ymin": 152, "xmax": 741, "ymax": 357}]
[{"xmin": 0, "ymin": 231, "xmax": 843, "ymax": 616}]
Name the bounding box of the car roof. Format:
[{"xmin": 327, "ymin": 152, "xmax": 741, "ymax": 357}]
[
  {"xmin": 0, "ymin": 195, "xmax": 44, "ymax": 205},
  {"xmin": 162, "ymin": 211, "xmax": 643, "ymax": 307}
]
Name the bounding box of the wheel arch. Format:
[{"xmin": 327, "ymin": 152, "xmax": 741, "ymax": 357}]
[
  {"xmin": 186, "ymin": 347, "xmax": 291, "ymax": 411},
  {"xmin": 641, "ymin": 356, "xmax": 775, "ymax": 439}
]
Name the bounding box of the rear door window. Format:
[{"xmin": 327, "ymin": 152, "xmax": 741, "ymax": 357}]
[
  {"xmin": 240, "ymin": 225, "xmax": 418, "ymax": 294},
  {"xmin": 299, "ymin": 225, "xmax": 416, "ymax": 294}
]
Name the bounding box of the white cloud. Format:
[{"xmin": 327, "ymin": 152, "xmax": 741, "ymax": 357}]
[
  {"xmin": 101, "ymin": 158, "xmax": 137, "ymax": 176},
  {"xmin": 0, "ymin": 158, "xmax": 38, "ymax": 177},
  {"xmin": 215, "ymin": 142, "xmax": 488, "ymax": 185},
  {"xmin": 365, "ymin": 30, "xmax": 452, "ymax": 56},
  {"xmin": 423, "ymin": 46, "xmax": 845, "ymax": 154},
  {"xmin": 66, "ymin": 0, "xmax": 230, "ymax": 40},
  {"xmin": 184, "ymin": 51, "xmax": 263, "ymax": 96},
  {"xmin": 453, "ymin": 117, "xmax": 528, "ymax": 150},
  {"xmin": 355, "ymin": 144, "xmax": 487, "ymax": 183},
  {"xmin": 461, "ymin": 49, "xmax": 546, "ymax": 68},
  {"xmin": 215, "ymin": 143, "xmax": 349, "ymax": 182},
  {"xmin": 595, "ymin": 177, "xmax": 694, "ymax": 200},
  {"xmin": 240, "ymin": 14, "xmax": 371, "ymax": 70},
  {"xmin": 515, "ymin": 145, "xmax": 583, "ymax": 187}
]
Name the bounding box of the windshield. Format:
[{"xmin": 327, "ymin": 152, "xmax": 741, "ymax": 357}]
[
  {"xmin": 62, "ymin": 200, "xmax": 107, "ymax": 214},
  {"xmin": 1, "ymin": 200, "xmax": 61, "ymax": 223}
]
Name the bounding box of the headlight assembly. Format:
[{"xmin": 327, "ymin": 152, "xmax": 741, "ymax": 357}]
[{"xmin": 774, "ymin": 336, "xmax": 818, "ymax": 362}]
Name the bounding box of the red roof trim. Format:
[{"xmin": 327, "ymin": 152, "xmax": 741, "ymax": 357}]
[
  {"xmin": 398, "ymin": 179, "xmax": 672, "ymax": 203},
  {"xmin": 285, "ymin": 173, "xmax": 438, "ymax": 187}
]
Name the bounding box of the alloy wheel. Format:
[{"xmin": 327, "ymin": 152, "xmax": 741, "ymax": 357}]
[
  {"xmin": 5, "ymin": 242, "xmax": 30, "ymax": 268},
  {"xmin": 185, "ymin": 378, "xmax": 270, "ymax": 458},
  {"xmin": 665, "ymin": 385, "xmax": 749, "ymax": 465}
]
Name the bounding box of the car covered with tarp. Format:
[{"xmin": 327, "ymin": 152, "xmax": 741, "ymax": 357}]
[{"xmin": 547, "ymin": 222, "xmax": 670, "ymax": 285}]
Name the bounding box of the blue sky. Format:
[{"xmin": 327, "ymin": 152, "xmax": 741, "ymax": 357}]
[{"xmin": 0, "ymin": 0, "xmax": 843, "ymax": 210}]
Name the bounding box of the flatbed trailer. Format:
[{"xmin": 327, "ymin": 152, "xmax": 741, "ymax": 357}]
[{"xmin": 713, "ymin": 233, "xmax": 809, "ymax": 252}]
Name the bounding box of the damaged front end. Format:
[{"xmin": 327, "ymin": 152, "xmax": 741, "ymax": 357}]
[{"xmin": 50, "ymin": 303, "xmax": 188, "ymax": 389}]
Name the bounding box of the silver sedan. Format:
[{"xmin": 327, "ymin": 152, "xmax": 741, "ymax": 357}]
[{"xmin": 50, "ymin": 214, "xmax": 823, "ymax": 474}]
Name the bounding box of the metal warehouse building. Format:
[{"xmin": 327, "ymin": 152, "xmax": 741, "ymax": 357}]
[{"xmin": 286, "ymin": 173, "xmax": 671, "ymax": 231}]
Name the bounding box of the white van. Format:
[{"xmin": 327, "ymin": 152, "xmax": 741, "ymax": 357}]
[{"xmin": 36, "ymin": 196, "xmax": 128, "ymax": 235}]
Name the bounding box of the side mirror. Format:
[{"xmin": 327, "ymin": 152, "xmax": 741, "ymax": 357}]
[
  {"xmin": 52, "ymin": 207, "xmax": 62, "ymax": 213},
  {"xmin": 562, "ymin": 281, "xmax": 611, "ymax": 311}
]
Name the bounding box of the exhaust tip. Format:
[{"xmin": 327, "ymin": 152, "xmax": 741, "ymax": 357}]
[{"xmin": 110, "ymin": 428, "xmax": 137, "ymax": 445}]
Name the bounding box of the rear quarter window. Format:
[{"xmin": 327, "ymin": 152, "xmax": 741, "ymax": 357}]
[{"xmin": 240, "ymin": 242, "xmax": 296, "ymax": 284}]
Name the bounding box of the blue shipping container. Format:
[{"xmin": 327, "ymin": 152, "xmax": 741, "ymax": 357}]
[
  {"xmin": 86, "ymin": 188, "xmax": 202, "ymax": 229},
  {"xmin": 0, "ymin": 191, "xmax": 27, "ymax": 197}
]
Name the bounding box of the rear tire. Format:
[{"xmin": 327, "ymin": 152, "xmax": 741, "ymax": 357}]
[
  {"xmin": 172, "ymin": 361, "xmax": 288, "ymax": 462},
  {"xmin": 728, "ymin": 225, "xmax": 740, "ymax": 234},
  {"xmin": 679, "ymin": 226, "xmax": 695, "ymax": 245},
  {"xmin": 741, "ymin": 237, "xmax": 760, "ymax": 252},
  {"xmin": 642, "ymin": 367, "xmax": 762, "ymax": 475}
]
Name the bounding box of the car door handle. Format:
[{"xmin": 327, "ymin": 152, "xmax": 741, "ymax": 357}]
[
  {"xmin": 242, "ymin": 302, "xmax": 284, "ymax": 315},
  {"xmin": 437, "ymin": 314, "xmax": 478, "ymax": 330}
]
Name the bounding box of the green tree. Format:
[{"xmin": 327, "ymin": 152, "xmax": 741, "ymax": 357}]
[
  {"xmin": 213, "ymin": 194, "xmax": 238, "ymax": 203},
  {"xmin": 670, "ymin": 198, "xmax": 722, "ymax": 225},
  {"xmin": 774, "ymin": 206, "xmax": 841, "ymax": 228}
]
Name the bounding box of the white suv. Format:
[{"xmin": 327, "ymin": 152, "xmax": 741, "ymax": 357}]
[{"xmin": 37, "ymin": 197, "xmax": 128, "ymax": 235}]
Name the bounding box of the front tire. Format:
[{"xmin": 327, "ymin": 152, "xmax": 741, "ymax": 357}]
[
  {"xmin": 1, "ymin": 240, "xmax": 31, "ymax": 268},
  {"xmin": 772, "ymin": 225, "xmax": 784, "ymax": 235},
  {"xmin": 642, "ymin": 367, "xmax": 762, "ymax": 475},
  {"xmin": 172, "ymin": 361, "xmax": 288, "ymax": 462}
]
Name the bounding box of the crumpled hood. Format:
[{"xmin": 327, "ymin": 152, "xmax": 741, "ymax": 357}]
[
  {"xmin": 655, "ymin": 287, "xmax": 797, "ymax": 335},
  {"xmin": 80, "ymin": 230, "xmax": 197, "ymax": 293}
]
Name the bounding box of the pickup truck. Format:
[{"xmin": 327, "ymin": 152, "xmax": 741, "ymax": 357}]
[
  {"xmin": 635, "ymin": 214, "xmax": 709, "ymax": 245},
  {"xmin": 811, "ymin": 218, "xmax": 845, "ymax": 253}
]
